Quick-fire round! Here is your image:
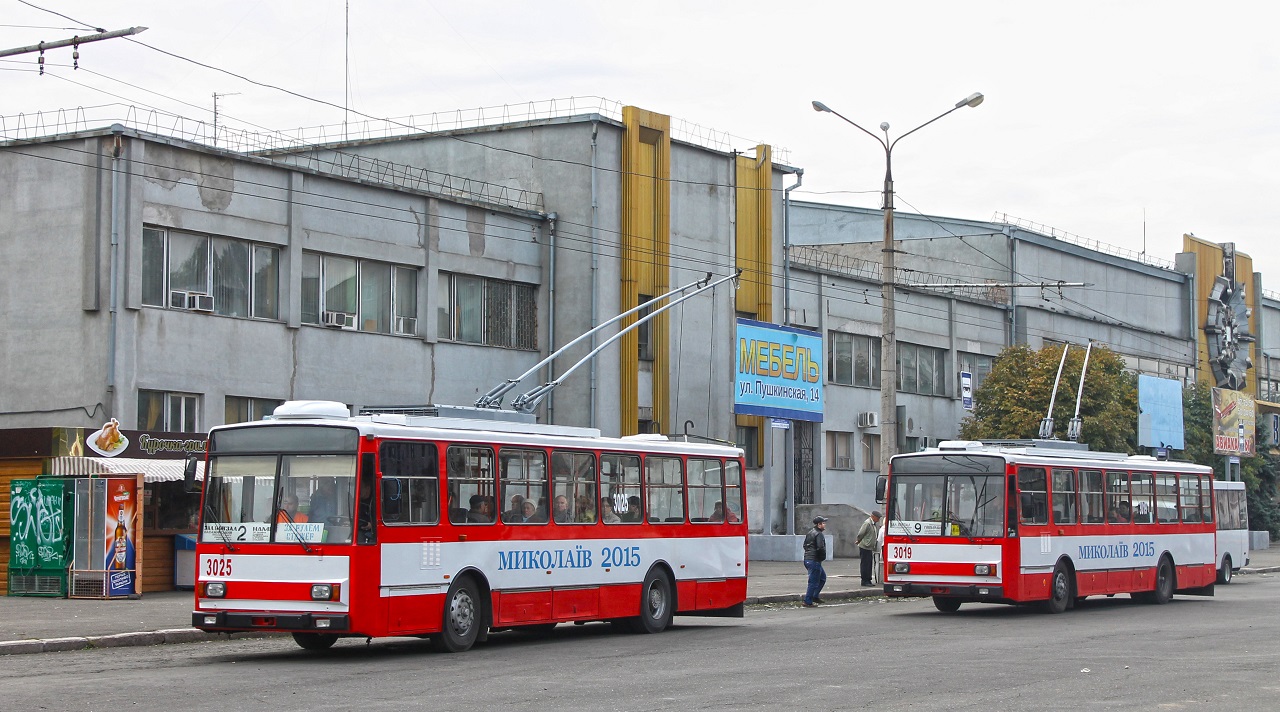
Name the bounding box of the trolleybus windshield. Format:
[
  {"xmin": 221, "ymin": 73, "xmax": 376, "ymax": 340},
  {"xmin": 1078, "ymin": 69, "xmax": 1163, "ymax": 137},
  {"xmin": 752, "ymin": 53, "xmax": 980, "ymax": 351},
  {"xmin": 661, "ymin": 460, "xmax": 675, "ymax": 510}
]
[
  {"xmin": 888, "ymin": 455, "xmax": 1006, "ymax": 538},
  {"xmin": 202, "ymin": 425, "xmax": 359, "ymax": 545}
]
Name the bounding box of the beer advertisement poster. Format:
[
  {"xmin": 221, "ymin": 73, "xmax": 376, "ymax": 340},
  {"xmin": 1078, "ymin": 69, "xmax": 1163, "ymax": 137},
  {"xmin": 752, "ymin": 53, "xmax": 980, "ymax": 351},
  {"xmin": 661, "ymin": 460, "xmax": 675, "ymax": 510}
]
[{"xmin": 104, "ymin": 478, "xmax": 138, "ymax": 596}]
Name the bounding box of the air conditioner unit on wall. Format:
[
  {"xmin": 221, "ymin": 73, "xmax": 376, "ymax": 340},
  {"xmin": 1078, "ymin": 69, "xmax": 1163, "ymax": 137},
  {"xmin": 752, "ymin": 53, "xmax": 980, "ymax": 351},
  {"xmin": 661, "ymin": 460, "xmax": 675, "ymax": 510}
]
[
  {"xmin": 394, "ymin": 316, "xmax": 417, "ymax": 335},
  {"xmin": 857, "ymin": 411, "xmax": 880, "ymax": 428},
  {"xmin": 169, "ymin": 290, "xmax": 189, "ymax": 309},
  {"xmin": 188, "ymin": 294, "xmax": 214, "ymax": 312},
  {"xmin": 322, "ymin": 310, "xmax": 356, "ymax": 329}
]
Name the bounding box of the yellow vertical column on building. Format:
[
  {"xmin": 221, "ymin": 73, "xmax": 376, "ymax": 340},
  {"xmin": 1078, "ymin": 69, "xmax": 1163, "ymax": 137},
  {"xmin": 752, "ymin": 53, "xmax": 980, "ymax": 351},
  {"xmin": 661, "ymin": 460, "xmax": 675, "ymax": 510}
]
[
  {"xmin": 620, "ymin": 107, "xmax": 671, "ymax": 436},
  {"xmin": 735, "ymin": 146, "xmax": 774, "ymax": 460}
]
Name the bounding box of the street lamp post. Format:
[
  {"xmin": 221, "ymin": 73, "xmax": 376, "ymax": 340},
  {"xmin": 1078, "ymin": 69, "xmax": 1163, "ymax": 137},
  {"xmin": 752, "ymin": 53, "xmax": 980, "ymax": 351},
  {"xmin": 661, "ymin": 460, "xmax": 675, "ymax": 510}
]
[{"xmin": 812, "ymin": 92, "xmax": 984, "ymax": 468}]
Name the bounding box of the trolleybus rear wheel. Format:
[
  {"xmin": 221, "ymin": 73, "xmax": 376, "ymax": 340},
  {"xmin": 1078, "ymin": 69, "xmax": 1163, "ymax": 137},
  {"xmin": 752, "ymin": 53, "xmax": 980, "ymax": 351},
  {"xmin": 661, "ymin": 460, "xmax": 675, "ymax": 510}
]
[
  {"xmin": 292, "ymin": 632, "xmax": 338, "ymax": 651},
  {"xmin": 1217, "ymin": 555, "xmax": 1233, "ymax": 585},
  {"xmin": 433, "ymin": 576, "xmax": 482, "ymax": 653},
  {"xmin": 932, "ymin": 596, "xmax": 962, "ymax": 613}
]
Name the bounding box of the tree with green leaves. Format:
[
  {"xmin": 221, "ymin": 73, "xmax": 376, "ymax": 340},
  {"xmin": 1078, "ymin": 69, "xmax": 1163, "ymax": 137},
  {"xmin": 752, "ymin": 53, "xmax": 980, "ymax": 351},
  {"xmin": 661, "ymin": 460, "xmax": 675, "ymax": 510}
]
[{"xmin": 959, "ymin": 343, "xmax": 1137, "ymax": 453}]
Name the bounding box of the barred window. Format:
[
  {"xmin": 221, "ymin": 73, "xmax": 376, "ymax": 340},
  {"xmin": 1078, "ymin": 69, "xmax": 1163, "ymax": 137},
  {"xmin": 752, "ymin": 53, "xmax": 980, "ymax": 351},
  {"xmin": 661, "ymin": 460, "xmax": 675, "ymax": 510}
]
[{"xmin": 439, "ymin": 272, "xmax": 536, "ymax": 349}]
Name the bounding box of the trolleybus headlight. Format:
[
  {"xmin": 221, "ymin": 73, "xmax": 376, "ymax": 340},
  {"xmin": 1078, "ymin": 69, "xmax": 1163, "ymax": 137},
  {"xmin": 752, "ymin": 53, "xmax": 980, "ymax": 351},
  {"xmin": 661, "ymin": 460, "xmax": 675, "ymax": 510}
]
[
  {"xmin": 204, "ymin": 582, "xmax": 226, "ymax": 598},
  {"xmin": 974, "ymin": 564, "xmax": 996, "ymax": 576},
  {"xmin": 311, "ymin": 584, "xmax": 340, "ymax": 601},
  {"xmin": 893, "ymin": 563, "xmax": 910, "ymax": 574}
]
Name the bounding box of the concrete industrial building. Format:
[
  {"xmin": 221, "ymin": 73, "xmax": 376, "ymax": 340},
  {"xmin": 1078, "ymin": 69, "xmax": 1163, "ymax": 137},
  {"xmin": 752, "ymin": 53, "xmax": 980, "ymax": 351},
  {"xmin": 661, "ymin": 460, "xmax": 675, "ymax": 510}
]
[{"xmin": 3, "ymin": 99, "xmax": 1278, "ymax": 564}]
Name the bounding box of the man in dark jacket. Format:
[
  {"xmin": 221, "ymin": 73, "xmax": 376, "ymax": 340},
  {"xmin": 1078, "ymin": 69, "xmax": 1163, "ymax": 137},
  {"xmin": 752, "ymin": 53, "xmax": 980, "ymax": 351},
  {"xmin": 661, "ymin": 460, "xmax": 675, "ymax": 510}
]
[{"xmin": 803, "ymin": 516, "xmax": 829, "ymax": 607}]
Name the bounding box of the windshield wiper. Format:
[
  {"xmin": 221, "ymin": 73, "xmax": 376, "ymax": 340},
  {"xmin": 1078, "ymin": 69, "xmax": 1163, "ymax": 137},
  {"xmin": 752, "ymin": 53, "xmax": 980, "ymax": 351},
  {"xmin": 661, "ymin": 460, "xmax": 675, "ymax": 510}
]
[
  {"xmin": 204, "ymin": 504, "xmax": 237, "ymax": 552},
  {"xmin": 275, "ymin": 509, "xmax": 315, "ymax": 554}
]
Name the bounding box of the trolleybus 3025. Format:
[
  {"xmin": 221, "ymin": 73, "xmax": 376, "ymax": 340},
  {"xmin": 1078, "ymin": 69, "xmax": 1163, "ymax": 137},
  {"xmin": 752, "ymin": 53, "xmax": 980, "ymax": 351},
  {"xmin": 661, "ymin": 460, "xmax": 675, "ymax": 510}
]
[
  {"xmin": 881, "ymin": 440, "xmax": 1218, "ymax": 613},
  {"xmin": 191, "ymin": 401, "xmax": 748, "ymax": 651}
]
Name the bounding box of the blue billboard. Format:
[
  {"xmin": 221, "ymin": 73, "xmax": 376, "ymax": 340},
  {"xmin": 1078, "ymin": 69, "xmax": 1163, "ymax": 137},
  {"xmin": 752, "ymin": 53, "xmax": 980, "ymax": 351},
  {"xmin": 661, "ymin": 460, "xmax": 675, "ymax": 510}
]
[{"xmin": 734, "ymin": 318, "xmax": 823, "ymax": 422}]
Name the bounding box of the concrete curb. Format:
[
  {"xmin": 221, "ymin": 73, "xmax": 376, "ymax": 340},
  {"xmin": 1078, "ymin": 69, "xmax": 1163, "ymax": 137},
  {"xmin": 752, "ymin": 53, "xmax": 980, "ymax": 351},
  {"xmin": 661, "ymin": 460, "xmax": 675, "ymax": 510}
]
[
  {"xmin": 747, "ymin": 587, "xmax": 882, "ymax": 605},
  {"xmin": 0, "ymin": 629, "xmax": 281, "ymax": 657}
]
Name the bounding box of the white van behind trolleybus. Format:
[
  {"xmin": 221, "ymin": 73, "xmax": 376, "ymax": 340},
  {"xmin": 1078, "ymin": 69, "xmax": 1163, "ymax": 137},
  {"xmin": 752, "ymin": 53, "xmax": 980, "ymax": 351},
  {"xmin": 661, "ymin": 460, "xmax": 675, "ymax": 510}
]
[{"xmin": 1212, "ymin": 479, "xmax": 1249, "ymax": 584}]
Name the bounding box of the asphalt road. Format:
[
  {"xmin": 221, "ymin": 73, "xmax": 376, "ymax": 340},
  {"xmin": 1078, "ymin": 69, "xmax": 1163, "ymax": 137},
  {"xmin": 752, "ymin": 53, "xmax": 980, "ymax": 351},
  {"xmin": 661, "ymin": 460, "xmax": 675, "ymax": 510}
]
[{"xmin": 4, "ymin": 576, "xmax": 1278, "ymax": 711}]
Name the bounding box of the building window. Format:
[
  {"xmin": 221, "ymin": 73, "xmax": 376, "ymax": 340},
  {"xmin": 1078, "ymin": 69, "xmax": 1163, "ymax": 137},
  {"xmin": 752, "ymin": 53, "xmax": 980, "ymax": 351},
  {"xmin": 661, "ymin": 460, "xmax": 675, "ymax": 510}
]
[
  {"xmin": 301, "ymin": 252, "xmax": 418, "ymax": 334},
  {"xmin": 437, "ymin": 272, "xmax": 536, "ymax": 349},
  {"xmin": 138, "ymin": 390, "xmax": 200, "ymax": 432},
  {"xmin": 898, "ymin": 343, "xmax": 947, "ymax": 396},
  {"xmin": 637, "ymin": 295, "xmax": 654, "ymax": 361},
  {"xmin": 736, "ymin": 425, "xmax": 759, "ymax": 468},
  {"xmin": 827, "ymin": 431, "xmax": 854, "ymax": 469},
  {"xmin": 224, "ymin": 396, "xmax": 283, "ymax": 425},
  {"xmin": 958, "ymin": 352, "xmax": 993, "ymax": 393},
  {"xmin": 142, "ymin": 227, "xmax": 280, "ymax": 320},
  {"xmin": 828, "ymin": 331, "xmax": 880, "ymax": 387},
  {"xmin": 860, "ymin": 433, "xmax": 881, "ymax": 472}
]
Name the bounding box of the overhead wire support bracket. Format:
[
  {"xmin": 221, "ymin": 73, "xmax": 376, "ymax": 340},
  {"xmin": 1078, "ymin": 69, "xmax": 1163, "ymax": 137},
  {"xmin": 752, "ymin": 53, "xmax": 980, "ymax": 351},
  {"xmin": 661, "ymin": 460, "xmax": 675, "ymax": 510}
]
[
  {"xmin": 475, "ymin": 270, "xmax": 736, "ymax": 410},
  {"xmin": 495, "ymin": 270, "xmax": 741, "ymax": 415}
]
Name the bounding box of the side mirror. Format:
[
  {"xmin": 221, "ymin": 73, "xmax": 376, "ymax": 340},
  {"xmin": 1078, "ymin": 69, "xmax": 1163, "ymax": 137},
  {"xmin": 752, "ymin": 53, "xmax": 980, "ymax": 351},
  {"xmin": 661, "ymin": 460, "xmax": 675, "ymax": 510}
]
[
  {"xmin": 183, "ymin": 455, "xmax": 202, "ymax": 493},
  {"xmin": 875, "ymin": 475, "xmax": 887, "ymax": 504}
]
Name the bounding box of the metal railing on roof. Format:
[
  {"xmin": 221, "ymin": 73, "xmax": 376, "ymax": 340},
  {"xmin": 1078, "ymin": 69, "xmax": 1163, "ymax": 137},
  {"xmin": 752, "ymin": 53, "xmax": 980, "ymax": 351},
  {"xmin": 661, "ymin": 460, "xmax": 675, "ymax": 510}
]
[
  {"xmin": 1, "ymin": 96, "xmax": 789, "ymax": 162},
  {"xmin": 992, "ymin": 212, "xmax": 1176, "ymax": 270},
  {"xmin": 787, "ymin": 244, "xmax": 1004, "ymax": 302}
]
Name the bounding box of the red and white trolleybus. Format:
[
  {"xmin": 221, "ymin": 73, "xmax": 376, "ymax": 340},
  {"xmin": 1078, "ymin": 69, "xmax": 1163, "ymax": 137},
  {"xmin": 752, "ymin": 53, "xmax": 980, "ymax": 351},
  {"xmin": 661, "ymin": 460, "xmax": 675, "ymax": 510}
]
[
  {"xmin": 191, "ymin": 401, "xmax": 747, "ymax": 651},
  {"xmin": 881, "ymin": 440, "xmax": 1218, "ymax": 613}
]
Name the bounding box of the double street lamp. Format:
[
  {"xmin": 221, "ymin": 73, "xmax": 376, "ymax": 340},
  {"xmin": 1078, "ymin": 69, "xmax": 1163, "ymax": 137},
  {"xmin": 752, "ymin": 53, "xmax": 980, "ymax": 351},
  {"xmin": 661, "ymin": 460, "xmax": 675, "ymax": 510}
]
[{"xmin": 812, "ymin": 92, "xmax": 984, "ymax": 467}]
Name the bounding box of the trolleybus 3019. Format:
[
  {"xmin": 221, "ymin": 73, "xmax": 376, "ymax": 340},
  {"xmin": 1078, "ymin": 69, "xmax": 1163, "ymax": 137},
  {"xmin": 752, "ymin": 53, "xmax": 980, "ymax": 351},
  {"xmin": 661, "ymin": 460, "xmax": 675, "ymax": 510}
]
[
  {"xmin": 881, "ymin": 440, "xmax": 1218, "ymax": 613},
  {"xmin": 191, "ymin": 401, "xmax": 747, "ymax": 651}
]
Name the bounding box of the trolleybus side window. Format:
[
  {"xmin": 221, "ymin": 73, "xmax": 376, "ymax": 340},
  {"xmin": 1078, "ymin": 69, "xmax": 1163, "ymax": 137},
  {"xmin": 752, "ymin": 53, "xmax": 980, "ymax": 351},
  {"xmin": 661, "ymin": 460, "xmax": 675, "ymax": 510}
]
[
  {"xmin": 646, "ymin": 456, "xmax": 685, "ymax": 523},
  {"xmin": 1106, "ymin": 471, "xmax": 1131, "ymax": 524},
  {"xmin": 1080, "ymin": 469, "xmax": 1105, "ymax": 524},
  {"xmin": 1179, "ymin": 473, "xmax": 1203, "ymax": 523},
  {"xmin": 724, "ymin": 460, "xmax": 744, "ymax": 523},
  {"xmin": 379, "ymin": 441, "xmax": 439, "ymax": 525},
  {"xmin": 601, "ymin": 453, "xmax": 641, "ymax": 524},
  {"xmin": 551, "ymin": 450, "xmax": 596, "ymax": 524},
  {"xmin": 1199, "ymin": 474, "xmax": 1214, "ymax": 523},
  {"xmin": 687, "ymin": 459, "xmax": 724, "ymax": 522},
  {"xmin": 1051, "ymin": 468, "xmax": 1078, "ymax": 525},
  {"xmin": 448, "ymin": 445, "xmax": 496, "ymax": 525},
  {"xmin": 498, "ymin": 448, "xmax": 545, "ymax": 524},
  {"xmin": 1155, "ymin": 474, "xmax": 1179, "ymax": 523},
  {"xmin": 1130, "ymin": 472, "xmax": 1154, "ymax": 524},
  {"xmin": 1017, "ymin": 467, "xmax": 1048, "ymax": 525}
]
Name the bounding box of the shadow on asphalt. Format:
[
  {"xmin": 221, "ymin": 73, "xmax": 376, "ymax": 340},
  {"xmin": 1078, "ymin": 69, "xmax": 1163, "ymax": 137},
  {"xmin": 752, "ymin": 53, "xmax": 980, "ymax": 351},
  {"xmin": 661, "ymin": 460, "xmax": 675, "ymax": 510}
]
[{"xmin": 208, "ymin": 619, "xmax": 740, "ymax": 663}]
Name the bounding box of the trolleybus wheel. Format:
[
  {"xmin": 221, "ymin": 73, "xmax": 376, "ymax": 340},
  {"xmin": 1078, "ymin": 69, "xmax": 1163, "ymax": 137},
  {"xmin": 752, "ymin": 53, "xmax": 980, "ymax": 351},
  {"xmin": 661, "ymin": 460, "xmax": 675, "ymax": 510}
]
[
  {"xmin": 627, "ymin": 568, "xmax": 674, "ymax": 634},
  {"xmin": 432, "ymin": 576, "xmax": 482, "ymax": 653},
  {"xmin": 1151, "ymin": 556, "xmax": 1175, "ymax": 604},
  {"xmin": 291, "ymin": 632, "xmax": 338, "ymax": 651},
  {"xmin": 1217, "ymin": 555, "xmax": 1233, "ymax": 585},
  {"xmin": 932, "ymin": 596, "xmax": 962, "ymax": 613},
  {"xmin": 1042, "ymin": 563, "xmax": 1071, "ymax": 614}
]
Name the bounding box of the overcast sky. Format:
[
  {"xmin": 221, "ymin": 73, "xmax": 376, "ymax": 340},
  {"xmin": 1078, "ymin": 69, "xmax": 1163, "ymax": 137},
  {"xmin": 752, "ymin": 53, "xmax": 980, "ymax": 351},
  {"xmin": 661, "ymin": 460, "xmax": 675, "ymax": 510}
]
[{"xmin": 5, "ymin": 1, "xmax": 1278, "ymax": 286}]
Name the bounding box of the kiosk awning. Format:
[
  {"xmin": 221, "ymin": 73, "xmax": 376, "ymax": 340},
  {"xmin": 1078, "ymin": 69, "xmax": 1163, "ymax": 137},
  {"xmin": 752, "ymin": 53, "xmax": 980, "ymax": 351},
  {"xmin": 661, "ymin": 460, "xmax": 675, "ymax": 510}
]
[{"xmin": 48, "ymin": 456, "xmax": 205, "ymax": 482}]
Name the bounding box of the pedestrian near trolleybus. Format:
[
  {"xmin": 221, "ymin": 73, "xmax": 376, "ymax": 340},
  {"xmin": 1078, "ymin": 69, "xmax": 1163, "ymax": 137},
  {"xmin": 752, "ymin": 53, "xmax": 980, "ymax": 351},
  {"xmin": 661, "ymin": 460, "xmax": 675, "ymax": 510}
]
[
  {"xmin": 857, "ymin": 511, "xmax": 882, "ymax": 586},
  {"xmin": 802, "ymin": 516, "xmax": 828, "ymax": 607}
]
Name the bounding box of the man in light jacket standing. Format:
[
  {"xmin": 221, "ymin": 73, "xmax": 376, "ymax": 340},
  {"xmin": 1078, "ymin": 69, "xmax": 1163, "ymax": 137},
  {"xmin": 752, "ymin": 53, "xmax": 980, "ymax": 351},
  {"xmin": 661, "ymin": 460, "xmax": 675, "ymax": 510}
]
[
  {"xmin": 802, "ymin": 516, "xmax": 828, "ymax": 607},
  {"xmin": 857, "ymin": 510, "xmax": 882, "ymax": 586}
]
